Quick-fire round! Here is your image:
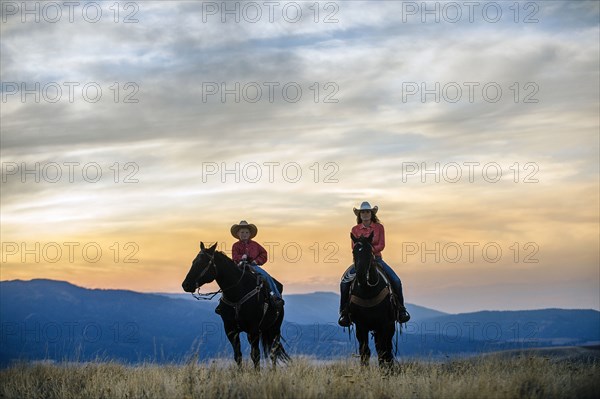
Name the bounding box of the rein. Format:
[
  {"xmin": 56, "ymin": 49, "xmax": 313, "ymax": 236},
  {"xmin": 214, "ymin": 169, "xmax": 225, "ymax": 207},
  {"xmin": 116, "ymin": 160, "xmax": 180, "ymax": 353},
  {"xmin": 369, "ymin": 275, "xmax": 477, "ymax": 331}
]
[
  {"xmin": 192, "ymin": 289, "xmax": 221, "ymax": 300},
  {"xmin": 365, "ymin": 256, "xmax": 380, "ymax": 287},
  {"xmin": 352, "ymin": 242, "xmax": 390, "ymax": 307},
  {"xmin": 191, "ymin": 251, "xmax": 247, "ymax": 300},
  {"xmin": 354, "ymin": 242, "xmax": 379, "ymax": 287},
  {"xmin": 191, "ymin": 253, "xmax": 266, "ymax": 324},
  {"xmin": 220, "ymin": 276, "xmax": 265, "ymax": 321}
]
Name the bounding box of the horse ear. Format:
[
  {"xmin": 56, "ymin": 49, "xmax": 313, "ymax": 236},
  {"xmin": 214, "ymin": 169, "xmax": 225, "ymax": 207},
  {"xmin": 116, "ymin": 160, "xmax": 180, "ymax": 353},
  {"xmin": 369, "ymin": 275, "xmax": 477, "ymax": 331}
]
[
  {"xmin": 368, "ymin": 231, "xmax": 374, "ymax": 241},
  {"xmin": 208, "ymin": 242, "xmax": 218, "ymax": 252},
  {"xmin": 351, "ymin": 233, "xmax": 358, "ymax": 243},
  {"xmin": 200, "ymin": 242, "xmax": 205, "ymax": 250}
]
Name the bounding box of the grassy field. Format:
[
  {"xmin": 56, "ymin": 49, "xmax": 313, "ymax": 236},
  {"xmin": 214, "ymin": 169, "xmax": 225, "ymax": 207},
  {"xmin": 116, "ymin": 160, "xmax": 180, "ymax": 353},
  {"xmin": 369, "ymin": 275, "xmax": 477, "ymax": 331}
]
[{"xmin": 1, "ymin": 350, "xmax": 599, "ymax": 399}]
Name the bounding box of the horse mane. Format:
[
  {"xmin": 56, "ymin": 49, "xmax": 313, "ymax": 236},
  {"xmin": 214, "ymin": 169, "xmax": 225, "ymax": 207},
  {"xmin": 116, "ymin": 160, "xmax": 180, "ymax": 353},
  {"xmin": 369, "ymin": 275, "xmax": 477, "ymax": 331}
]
[
  {"xmin": 353, "ymin": 236, "xmax": 373, "ymax": 257},
  {"xmin": 213, "ymin": 250, "xmax": 236, "ymax": 266},
  {"xmin": 353, "ymin": 236, "xmax": 375, "ymax": 283}
]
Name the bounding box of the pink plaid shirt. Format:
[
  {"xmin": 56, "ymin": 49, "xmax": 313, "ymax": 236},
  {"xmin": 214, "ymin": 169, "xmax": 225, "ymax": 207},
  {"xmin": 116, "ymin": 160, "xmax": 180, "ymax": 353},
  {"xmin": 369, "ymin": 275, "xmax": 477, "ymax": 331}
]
[
  {"xmin": 232, "ymin": 239, "xmax": 268, "ymax": 265},
  {"xmin": 351, "ymin": 222, "xmax": 385, "ymax": 257}
]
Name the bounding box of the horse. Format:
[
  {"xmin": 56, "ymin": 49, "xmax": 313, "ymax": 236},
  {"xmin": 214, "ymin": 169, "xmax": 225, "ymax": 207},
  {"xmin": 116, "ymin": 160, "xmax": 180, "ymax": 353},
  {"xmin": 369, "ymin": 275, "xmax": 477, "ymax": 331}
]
[
  {"xmin": 348, "ymin": 232, "xmax": 397, "ymax": 368},
  {"xmin": 182, "ymin": 242, "xmax": 290, "ymax": 368}
]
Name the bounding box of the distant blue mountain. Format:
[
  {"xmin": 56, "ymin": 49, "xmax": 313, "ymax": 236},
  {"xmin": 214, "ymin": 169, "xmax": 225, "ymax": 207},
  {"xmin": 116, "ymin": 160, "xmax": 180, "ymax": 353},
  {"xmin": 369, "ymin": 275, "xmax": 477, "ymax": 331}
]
[
  {"xmin": 415, "ymin": 309, "xmax": 600, "ymax": 345},
  {"xmin": 1, "ymin": 279, "xmax": 598, "ymax": 366},
  {"xmin": 0, "ymin": 279, "xmax": 216, "ymax": 365}
]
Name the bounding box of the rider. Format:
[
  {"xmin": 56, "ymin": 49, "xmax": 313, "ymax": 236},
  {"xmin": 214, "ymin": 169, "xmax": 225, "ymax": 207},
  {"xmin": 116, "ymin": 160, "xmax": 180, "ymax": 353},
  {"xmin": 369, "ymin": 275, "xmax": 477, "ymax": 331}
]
[
  {"xmin": 338, "ymin": 202, "xmax": 410, "ymax": 327},
  {"xmin": 230, "ymin": 220, "xmax": 284, "ymax": 309}
]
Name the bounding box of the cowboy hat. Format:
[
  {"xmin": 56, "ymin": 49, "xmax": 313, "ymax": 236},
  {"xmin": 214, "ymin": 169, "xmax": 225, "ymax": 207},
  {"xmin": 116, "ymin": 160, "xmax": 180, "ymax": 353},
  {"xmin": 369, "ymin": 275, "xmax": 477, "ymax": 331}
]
[
  {"xmin": 353, "ymin": 201, "xmax": 378, "ymax": 216},
  {"xmin": 230, "ymin": 220, "xmax": 258, "ymax": 239}
]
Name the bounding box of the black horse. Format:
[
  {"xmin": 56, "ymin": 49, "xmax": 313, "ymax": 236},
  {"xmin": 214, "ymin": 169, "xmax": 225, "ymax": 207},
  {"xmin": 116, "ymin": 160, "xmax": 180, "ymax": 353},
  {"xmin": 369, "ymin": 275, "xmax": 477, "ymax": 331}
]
[
  {"xmin": 348, "ymin": 232, "xmax": 397, "ymax": 367},
  {"xmin": 182, "ymin": 242, "xmax": 289, "ymax": 368}
]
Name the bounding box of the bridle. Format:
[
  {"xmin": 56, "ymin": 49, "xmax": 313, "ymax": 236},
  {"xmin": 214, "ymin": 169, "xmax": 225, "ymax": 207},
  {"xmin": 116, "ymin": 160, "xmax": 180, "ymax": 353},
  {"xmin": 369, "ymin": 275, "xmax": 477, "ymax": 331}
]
[
  {"xmin": 197, "ymin": 250, "xmax": 216, "ymax": 281},
  {"xmin": 354, "ymin": 241, "xmax": 379, "ymax": 287},
  {"xmin": 191, "ymin": 250, "xmax": 247, "ymax": 300},
  {"xmin": 191, "ymin": 250, "xmax": 266, "ymax": 323},
  {"xmin": 191, "ymin": 250, "xmax": 219, "ymax": 300}
]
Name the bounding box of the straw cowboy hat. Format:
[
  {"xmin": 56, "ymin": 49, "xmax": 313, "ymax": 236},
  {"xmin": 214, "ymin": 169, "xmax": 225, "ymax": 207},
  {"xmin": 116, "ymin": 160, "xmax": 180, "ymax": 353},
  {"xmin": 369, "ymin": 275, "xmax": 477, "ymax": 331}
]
[
  {"xmin": 353, "ymin": 201, "xmax": 379, "ymax": 216},
  {"xmin": 230, "ymin": 220, "xmax": 258, "ymax": 239}
]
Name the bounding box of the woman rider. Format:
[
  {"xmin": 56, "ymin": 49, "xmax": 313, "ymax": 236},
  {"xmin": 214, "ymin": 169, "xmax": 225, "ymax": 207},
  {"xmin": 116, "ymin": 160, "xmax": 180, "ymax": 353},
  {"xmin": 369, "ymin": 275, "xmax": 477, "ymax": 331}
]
[{"xmin": 338, "ymin": 201, "xmax": 410, "ymax": 327}]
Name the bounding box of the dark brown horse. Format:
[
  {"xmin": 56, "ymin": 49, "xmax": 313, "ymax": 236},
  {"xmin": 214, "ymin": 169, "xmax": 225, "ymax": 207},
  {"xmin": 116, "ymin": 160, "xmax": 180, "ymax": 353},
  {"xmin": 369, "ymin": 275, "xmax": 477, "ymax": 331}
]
[
  {"xmin": 182, "ymin": 242, "xmax": 289, "ymax": 368},
  {"xmin": 349, "ymin": 233, "xmax": 397, "ymax": 367}
]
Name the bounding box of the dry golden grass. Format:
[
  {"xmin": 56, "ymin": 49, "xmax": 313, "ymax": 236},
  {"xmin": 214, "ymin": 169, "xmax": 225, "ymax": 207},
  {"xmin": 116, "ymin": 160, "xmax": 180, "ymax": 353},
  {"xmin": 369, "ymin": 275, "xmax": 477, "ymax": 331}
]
[{"xmin": 1, "ymin": 354, "xmax": 598, "ymax": 399}]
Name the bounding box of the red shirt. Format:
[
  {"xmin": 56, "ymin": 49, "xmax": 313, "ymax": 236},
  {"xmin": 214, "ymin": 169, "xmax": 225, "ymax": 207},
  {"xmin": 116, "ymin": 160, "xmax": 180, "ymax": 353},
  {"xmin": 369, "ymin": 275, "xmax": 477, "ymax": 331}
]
[
  {"xmin": 351, "ymin": 222, "xmax": 385, "ymax": 257},
  {"xmin": 232, "ymin": 239, "xmax": 268, "ymax": 265}
]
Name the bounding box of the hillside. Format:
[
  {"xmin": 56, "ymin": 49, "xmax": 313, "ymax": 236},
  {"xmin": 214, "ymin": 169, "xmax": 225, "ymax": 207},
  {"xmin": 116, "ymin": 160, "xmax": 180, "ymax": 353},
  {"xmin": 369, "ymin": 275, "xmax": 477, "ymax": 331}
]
[{"xmin": 1, "ymin": 279, "xmax": 598, "ymax": 365}]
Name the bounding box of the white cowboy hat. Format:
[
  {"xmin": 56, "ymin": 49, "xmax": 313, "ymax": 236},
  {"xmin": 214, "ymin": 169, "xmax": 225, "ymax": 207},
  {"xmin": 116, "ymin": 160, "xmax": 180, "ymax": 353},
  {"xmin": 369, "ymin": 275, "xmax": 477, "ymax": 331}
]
[
  {"xmin": 230, "ymin": 220, "xmax": 258, "ymax": 239},
  {"xmin": 353, "ymin": 201, "xmax": 378, "ymax": 216}
]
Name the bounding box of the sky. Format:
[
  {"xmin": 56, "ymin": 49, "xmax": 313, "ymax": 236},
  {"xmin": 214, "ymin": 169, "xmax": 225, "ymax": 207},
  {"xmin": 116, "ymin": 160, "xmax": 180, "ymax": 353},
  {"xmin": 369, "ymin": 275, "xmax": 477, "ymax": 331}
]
[{"xmin": 1, "ymin": 0, "xmax": 598, "ymax": 314}]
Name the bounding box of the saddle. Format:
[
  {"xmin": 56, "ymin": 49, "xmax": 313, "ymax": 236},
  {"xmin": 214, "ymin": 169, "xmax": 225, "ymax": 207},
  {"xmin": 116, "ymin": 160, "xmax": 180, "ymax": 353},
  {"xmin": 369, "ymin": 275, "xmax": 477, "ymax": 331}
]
[
  {"xmin": 215, "ymin": 262, "xmax": 284, "ymax": 328},
  {"xmin": 349, "ymin": 265, "xmax": 399, "ymax": 311},
  {"xmin": 237, "ymin": 261, "xmax": 284, "ymax": 294}
]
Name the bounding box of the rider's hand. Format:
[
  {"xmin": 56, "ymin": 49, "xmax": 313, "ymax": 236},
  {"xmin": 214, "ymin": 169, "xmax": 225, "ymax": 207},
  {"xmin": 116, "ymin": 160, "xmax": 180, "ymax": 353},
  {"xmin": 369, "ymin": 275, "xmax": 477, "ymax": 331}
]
[{"xmin": 241, "ymin": 254, "xmax": 248, "ymax": 260}]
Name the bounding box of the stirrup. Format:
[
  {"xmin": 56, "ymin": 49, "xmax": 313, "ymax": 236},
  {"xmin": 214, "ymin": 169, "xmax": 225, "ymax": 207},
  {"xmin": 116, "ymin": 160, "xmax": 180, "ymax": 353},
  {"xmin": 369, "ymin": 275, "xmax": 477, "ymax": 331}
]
[
  {"xmin": 338, "ymin": 312, "xmax": 351, "ymax": 327},
  {"xmin": 272, "ymin": 296, "xmax": 284, "ymax": 307},
  {"xmin": 397, "ymin": 306, "xmax": 410, "ymax": 323}
]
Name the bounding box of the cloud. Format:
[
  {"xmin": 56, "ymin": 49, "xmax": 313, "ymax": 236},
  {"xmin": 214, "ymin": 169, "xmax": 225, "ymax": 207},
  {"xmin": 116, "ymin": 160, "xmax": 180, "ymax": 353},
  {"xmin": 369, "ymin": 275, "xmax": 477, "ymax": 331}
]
[{"xmin": 1, "ymin": 1, "xmax": 598, "ymax": 312}]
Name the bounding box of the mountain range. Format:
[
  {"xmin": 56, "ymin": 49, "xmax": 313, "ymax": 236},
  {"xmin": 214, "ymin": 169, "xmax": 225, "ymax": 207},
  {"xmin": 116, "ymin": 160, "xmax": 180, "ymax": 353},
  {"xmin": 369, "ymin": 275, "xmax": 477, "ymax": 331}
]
[{"xmin": 1, "ymin": 279, "xmax": 598, "ymax": 366}]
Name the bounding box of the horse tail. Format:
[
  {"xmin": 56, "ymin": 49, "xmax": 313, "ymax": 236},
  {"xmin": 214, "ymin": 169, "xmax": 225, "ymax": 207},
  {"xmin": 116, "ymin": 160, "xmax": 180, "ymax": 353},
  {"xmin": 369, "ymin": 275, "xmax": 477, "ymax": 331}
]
[
  {"xmin": 275, "ymin": 339, "xmax": 291, "ymax": 363},
  {"xmin": 260, "ymin": 330, "xmax": 270, "ymax": 359},
  {"xmin": 270, "ymin": 333, "xmax": 291, "ymax": 364},
  {"xmin": 260, "ymin": 331, "xmax": 291, "ymax": 364}
]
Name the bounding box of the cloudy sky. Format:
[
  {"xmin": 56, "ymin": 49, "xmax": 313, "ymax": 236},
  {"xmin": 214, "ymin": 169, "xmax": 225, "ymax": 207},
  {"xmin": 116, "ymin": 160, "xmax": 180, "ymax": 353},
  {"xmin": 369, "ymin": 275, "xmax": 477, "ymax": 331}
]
[{"xmin": 1, "ymin": 0, "xmax": 598, "ymax": 313}]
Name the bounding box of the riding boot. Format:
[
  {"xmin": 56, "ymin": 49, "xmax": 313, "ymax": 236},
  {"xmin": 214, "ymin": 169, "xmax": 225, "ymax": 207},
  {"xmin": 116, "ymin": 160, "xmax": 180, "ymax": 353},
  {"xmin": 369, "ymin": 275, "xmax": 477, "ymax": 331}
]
[
  {"xmin": 375, "ymin": 258, "xmax": 410, "ymax": 323},
  {"xmin": 338, "ymin": 281, "xmax": 351, "ymax": 327},
  {"xmin": 394, "ymin": 281, "xmax": 410, "ymax": 323}
]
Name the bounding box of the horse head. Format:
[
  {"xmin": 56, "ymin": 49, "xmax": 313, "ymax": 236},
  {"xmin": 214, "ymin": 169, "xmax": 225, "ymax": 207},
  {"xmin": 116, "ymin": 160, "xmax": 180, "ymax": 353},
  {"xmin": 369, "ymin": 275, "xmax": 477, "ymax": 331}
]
[
  {"xmin": 182, "ymin": 241, "xmax": 218, "ymax": 293},
  {"xmin": 351, "ymin": 231, "xmax": 375, "ymax": 286}
]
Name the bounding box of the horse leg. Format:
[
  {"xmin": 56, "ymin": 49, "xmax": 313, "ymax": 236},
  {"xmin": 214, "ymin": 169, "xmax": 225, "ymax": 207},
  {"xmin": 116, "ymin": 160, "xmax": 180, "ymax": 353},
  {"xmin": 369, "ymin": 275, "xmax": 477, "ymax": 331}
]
[
  {"xmin": 355, "ymin": 324, "xmax": 371, "ymax": 367},
  {"xmin": 374, "ymin": 324, "xmax": 395, "ymax": 369},
  {"xmin": 225, "ymin": 326, "xmax": 242, "ymax": 367},
  {"xmin": 248, "ymin": 332, "xmax": 261, "ymax": 370}
]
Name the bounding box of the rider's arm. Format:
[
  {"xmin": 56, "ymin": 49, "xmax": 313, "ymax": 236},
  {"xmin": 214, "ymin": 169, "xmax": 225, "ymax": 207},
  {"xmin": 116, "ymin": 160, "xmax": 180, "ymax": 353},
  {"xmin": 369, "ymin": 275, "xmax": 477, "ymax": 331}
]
[
  {"xmin": 350, "ymin": 225, "xmax": 360, "ymax": 250},
  {"xmin": 254, "ymin": 242, "xmax": 268, "ymax": 265},
  {"xmin": 231, "ymin": 242, "xmax": 243, "ymax": 263},
  {"xmin": 372, "ymin": 223, "xmax": 385, "ymax": 254}
]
